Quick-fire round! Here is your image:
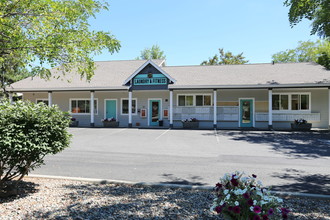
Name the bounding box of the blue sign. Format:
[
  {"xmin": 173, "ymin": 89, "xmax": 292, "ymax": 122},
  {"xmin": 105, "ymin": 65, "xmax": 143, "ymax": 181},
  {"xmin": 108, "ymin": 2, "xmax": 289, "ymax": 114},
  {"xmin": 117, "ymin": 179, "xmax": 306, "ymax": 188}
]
[{"xmin": 134, "ymin": 77, "xmax": 167, "ymax": 85}]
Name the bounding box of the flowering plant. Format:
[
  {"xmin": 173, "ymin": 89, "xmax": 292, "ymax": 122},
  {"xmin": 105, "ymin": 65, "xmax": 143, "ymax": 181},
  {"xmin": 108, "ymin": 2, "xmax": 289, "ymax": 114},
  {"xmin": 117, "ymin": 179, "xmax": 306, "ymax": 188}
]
[
  {"xmin": 71, "ymin": 117, "xmax": 77, "ymax": 121},
  {"xmin": 101, "ymin": 117, "xmax": 116, "ymax": 122},
  {"xmin": 182, "ymin": 118, "xmax": 198, "ymax": 122},
  {"xmin": 211, "ymin": 171, "xmax": 290, "ymax": 220},
  {"xmin": 294, "ymin": 118, "xmax": 307, "ymax": 125}
]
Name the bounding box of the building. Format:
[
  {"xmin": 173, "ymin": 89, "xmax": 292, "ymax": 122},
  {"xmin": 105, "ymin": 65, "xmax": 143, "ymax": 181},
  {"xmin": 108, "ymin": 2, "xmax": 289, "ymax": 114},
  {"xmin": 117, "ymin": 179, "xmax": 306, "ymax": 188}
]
[{"xmin": 6, "ymin": 59, "xmax": 330, "ymax": 129}]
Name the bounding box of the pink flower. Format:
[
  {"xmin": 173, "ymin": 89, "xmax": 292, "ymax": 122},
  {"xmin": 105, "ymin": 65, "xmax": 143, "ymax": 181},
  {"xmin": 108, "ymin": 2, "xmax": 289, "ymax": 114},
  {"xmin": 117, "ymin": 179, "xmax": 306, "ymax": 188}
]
[
  {"xmin": 215, "ymin": 206, "xmax": 222, "ymax": 213},
  {"xmin": 253, "ymin": 206, "xmax": 262, "ymax": 214},
  {"xmin": 228, "ymin": 206, "xmax": 233, "ymax": 211},
  {"xmin": 253, "ymin": 215, "xmax": 261, "ymax": 220},
  {"xmin": 243, "ymin": 192, "xmax": 250, "ymax": 199},
  {"xmin": 231, "ymin": 178, "xmax": 239, "ymax": 186},
  {"xmin": 282, "ymin": 213, "xmax": 288, "ymax": 219},
  {"xmin": 233, "ymin": 206, "xmax": 241, "ymax": 214},
  {"xmin": 268, "ymin": 208, "xmax": 274, "ymax": 215},
  {"xmin": 262, "ymin": 215, "xmax": 269, "ymax": 220},
  {"xmin": 252, "ymin": 174, "xmax": 257, "ymax": 178},
  {"xmin": 247, "ymin": 199, "xmax": 254, "ymax": 206}
]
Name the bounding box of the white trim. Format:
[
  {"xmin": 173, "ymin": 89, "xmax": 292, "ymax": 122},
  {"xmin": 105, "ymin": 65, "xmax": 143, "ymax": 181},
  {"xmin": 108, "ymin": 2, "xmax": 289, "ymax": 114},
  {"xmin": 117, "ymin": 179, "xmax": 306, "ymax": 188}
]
[
  {"xmin": 268, "ymin": 89, "xmax": 272, "ymax": 126},
  {"xmin": 69, "ymin": 98, "xmax": 98, "ymax": 115},
  {"xmin": 169, "ymin": 90, "xmax": 173, "ymax": 125},
  {"xmin": 48, "ymin": 92, "xmax": 52, "ymax": 106},
  {"xmin": 176, "ymin": 93, "xmax": 213, "ymax": 107},
  {"xmin": 213, "ymin": 90, "xmax": 217, "ymax": 126},
  {"xmin": 238, "ymin": 98, "xmax": 255, "ymax": 128},
  {"xmin": 104, "ymin": 99, "xmax": 118, "ymax": 121},
  {"xmin": 120, "ymin": 98, "xmax": 138, "ymax": 115},
  {"xmin": 328, "ymin": 88, "xmax": 330, "ymax": 128},
  {"xmin": 148, "ymin": 98, "xmax": 162, "ymax": 126},
  {"xmin": 123, "ymin": 60, "xmax": 176, "ymax": 85},
  {"xmin": 272, "ymin": 92, "xmax": 311, "ymax": 112},
  {"xmin": 90, "ymin": 91, "xmax": 95, "ymax": 124}
]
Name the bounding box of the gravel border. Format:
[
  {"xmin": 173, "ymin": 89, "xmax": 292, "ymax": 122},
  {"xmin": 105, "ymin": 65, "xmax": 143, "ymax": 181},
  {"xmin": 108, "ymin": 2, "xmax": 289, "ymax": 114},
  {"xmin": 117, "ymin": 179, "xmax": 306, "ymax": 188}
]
[{"xmin": 0, "ymin": 177, "xmax": 329, "ymax": 219}]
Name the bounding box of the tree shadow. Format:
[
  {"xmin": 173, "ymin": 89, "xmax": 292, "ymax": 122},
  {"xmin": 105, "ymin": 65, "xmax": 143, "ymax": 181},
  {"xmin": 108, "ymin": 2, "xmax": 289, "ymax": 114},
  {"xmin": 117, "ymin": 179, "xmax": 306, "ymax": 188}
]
[
  {"xmin": 24, "ymin": 182, "xmax": 221, "ymax": 219},
  {"xmin": 0, "ymin": 180, "xmax": 39, "ymax": 204},
  {"xmin": 159, "ymin": 173, "xmax": 207, "ymax": 186},
  {"xmin": 209, "ymin": 130, "xmax": 330, "ymax": 159},
  {"xmin": 271, "ymin": 169, "xmax": 330, "ymax": 195}
]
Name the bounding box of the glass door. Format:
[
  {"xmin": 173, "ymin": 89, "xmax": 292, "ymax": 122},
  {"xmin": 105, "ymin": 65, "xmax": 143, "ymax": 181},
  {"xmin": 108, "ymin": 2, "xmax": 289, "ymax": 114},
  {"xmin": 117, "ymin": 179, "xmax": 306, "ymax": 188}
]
[
  {"xmin": 239, "ymin": 99, "xmax": 254, "ymax": 127},
  {"xmin": 149, "ymin": 100, "xmax": 160, "ymax": 126}
]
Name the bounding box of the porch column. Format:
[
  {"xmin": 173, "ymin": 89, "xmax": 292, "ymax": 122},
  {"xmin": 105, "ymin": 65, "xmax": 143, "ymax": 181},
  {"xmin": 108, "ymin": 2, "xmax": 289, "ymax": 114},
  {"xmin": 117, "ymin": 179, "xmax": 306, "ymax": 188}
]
[
  {"xmin": 90, "ymin": 91, "xmax": 95, "ymax": 127},
  {"xmin": 128, "ymin": 90, "xmax": 132, "ymax": 128},
  {"xmin": 328, "ymin": 87, "xmax": 330, "ymax": 129},
  {"xmin": 48, "ymin": 91, "xmax": 52, "ymax": 107},
  {"xmin": 169, "ymin": 89, "xmax": 173, "ymax": 128},
  {"xmin": 268, "ymin": 88, "xmax": 273, "ymax": 130},
  {"xmin": 213, "ymin": 89, "xmax": 217, "ymax": 129},
  {"xmin": 8, "ymin": 92, "xmax": 13, "ymax": 104}
]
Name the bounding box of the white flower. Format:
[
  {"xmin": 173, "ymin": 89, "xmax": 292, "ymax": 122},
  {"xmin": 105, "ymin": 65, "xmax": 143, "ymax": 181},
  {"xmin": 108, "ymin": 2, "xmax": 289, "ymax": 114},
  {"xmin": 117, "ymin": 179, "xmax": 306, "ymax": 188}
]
[
  {"xmin": 226, "ymin": 194, "xmax": 231, "ymax": 200},
  {"xmin": 277, "ymin": 198, "xmax": 283, "ymax": 203},
  {"xmin": 250, "ymin": 206, "xmax": 254, "ymax": 211},
  {"xmin": 210, "ymin": 205, "xmax": 216, "ymax": 211},
  {"xmin": 235, "ymin": 201, "xmax": 239, "ymax": 206},
  {"xmin": 220, "ymin": 201, "xmax": 224, "ymax": 206},
  {"xmin": 257, "ymin": 180, "xmax": 263, "ymax": 186},
  {"xmin": 224, "ymin": 189, "xmax": 229, "ymax": 195},
  {"xmin": 253, "ymin": 200, "xmax": 257, "ymax": 205}
]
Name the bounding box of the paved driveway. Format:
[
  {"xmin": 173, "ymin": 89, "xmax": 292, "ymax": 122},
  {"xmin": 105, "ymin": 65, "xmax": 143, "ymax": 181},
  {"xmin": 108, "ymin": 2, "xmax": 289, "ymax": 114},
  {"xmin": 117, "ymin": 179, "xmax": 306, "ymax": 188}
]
[{"xmin": 32, "ymin": 128, "xmax": 330, "ymax": 195}]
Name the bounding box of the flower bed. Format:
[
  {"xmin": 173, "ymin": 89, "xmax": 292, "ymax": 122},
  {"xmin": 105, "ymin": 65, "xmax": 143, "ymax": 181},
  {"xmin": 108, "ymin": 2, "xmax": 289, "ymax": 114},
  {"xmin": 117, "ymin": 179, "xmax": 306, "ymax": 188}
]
[
  {"xmin": 102, "ymin": 117, "xmax": 119, "ymax": 128},
  {"xmin": 291, "ymin": 119, "xmax": 311, "ymax": 131},
  {"xmin": 69, "ymin": 118, "xmax": 79, "ymax": 127},
  {"xmin": 182, "ymin": 118, "xmax": 199, "ymax": 129}
]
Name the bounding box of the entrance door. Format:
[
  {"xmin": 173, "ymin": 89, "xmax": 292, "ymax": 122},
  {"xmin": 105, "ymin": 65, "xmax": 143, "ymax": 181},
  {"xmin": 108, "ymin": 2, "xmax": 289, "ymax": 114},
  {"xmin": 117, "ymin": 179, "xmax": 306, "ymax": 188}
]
[
  {"xmin": 239, "ymin": 99, "xmax": 254, "ymax": 127},
  {"xmin": 149, "ymin": 100, "xmax": 161, "ymax": 126},
  {"xmin": 105, "ymin": 100, "xmax": 117, "ymax": 119}
]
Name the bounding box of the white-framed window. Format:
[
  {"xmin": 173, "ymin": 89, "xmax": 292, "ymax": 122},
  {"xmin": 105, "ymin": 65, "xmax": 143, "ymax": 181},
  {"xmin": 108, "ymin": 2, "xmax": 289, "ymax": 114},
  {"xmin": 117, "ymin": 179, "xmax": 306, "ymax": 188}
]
[
  {"xmin": 70, "ymin": 99, "xmax": 98, "ymax": 114},
  {"xmin": 177, "ymin": 94, "xmax": 212, "ymax": 107},
  {"xmin": 272, "ymin": 93, "xmax": 310, "ymax": 111},
  {"xmin": 121, "ymin": 98, "xmax": 137, "ymax": 115},
  {"xmin": 36, "ymin": 99, "xmax": 49, "ymax": 105}
]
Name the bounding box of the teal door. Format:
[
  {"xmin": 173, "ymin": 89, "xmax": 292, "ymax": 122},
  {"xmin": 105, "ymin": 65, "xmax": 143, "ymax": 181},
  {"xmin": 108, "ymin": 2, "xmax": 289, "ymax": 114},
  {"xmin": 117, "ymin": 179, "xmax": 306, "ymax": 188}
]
[
  {"xmin": 240, "ymin": 99, "xmax": 254, "ymax": 127},
  {"xmin": 105, "ymin": 100, "xmax": 117, "ymax": 119},
  {"xmin": 149, "ymin": 100, "xmax": 160, "ymax": 126}
]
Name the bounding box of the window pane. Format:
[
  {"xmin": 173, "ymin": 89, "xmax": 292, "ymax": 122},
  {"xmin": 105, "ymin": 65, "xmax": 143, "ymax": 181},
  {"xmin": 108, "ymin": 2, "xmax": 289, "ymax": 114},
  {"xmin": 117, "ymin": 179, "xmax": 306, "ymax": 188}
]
[
  {"xmin": 204, "ymin": 95, "xmax": 211, "ymax": 106},
  {"xmin": 272, "ymin": 95, "xmax": 279, "ymax": 110},
  {"xmin": 132, "ymin": 100, "xmax": 136, "ymax": 114},
  {"xmin": 196, "ymin": 95, "xmax": 203, "ymax": 106},
  {"xmin": 84, "ymin": 100, "xmax": 90, "ymax": 113},
  {"xmin": 178, "ymin": 96, "xmax": 185, "ymax": 106},
  {"xmin": 122, "ymin": 100, "xmax": 128, "ymax": 114},
  {"xmin": 94, "ymin": 100, "xmax": 97, "ymax": 114},
  {"xmin": 291, "ymin": 94, "xmax": 300, "ymax": 110},
  {"xmin": 280, "ymin": 95, "xmax": 289, "ymax": 110},
  {"xmin": 301, "ymin": 95, "xmax": 309, "ymax": 110},
  {"xmin": 186, "ymin": 96, "xmax": 194, "ymax": 106}
]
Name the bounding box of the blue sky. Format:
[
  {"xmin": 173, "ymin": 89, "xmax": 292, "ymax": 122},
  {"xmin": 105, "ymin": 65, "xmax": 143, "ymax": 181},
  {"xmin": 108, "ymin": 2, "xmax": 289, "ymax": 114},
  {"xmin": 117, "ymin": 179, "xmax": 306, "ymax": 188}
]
[{"xmin": 91, "ymin": 0, "xmax": 319, "ymax": 66}]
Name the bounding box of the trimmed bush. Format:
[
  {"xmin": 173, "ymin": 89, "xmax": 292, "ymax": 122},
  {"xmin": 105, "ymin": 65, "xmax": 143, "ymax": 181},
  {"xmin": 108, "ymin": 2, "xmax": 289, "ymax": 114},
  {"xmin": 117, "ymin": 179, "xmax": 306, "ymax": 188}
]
[{"xmin": 0, "ymin": 100, "xmax": 71, "ymax": 195}]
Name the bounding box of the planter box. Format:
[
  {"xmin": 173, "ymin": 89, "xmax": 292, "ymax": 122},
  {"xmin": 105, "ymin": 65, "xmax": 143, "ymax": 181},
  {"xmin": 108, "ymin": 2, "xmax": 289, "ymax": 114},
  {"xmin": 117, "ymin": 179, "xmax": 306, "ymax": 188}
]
[
  {"xmin": 69, "ymin": 121, "xmax": 79, "ymax": 127},
  {"xmin": 103, "ymin": 121, "xmax": 119, "ymax": 128},
  {"xmin": 291, "ymin": 123, "xmax": 312, "ymax": 131},
  {"xmin": 182, "ymin": 121, "xmax": 199, "ymax": 129}
]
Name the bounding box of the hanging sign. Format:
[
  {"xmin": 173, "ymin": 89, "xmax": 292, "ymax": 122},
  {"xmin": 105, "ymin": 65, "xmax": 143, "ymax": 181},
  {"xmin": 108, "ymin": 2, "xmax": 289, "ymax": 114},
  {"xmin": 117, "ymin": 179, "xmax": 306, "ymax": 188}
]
[{"xmin": 134, "ymin": 77, "xmax": 167, "ymax": 85}]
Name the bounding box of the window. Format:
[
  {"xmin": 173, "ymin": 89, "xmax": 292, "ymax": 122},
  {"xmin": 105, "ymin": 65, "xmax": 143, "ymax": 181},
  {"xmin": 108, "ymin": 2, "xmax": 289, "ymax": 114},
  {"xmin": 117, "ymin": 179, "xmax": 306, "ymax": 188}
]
[
  {"xmin": 36, "ymin": 99, "xmax": 49, "ymax": 105},
  {"xmin": 272, "ymin": 93, "xmax": 310, "ymax": 111},
  {"xmin": 178, "ymin": 94, "xmax": 212, "ymax": 106},
  {"xmin": 121, "ymin": 99, "xmax": 137, "ymax": 114},
  {"xmin": 70, "ymin": 99, "xmax": 97, "ymax": 114}
]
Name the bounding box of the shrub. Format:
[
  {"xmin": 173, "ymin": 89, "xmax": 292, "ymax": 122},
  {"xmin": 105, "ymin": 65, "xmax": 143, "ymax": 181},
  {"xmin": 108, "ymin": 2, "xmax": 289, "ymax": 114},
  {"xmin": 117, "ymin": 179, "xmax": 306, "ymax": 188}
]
[
  {"xmin": 0, "ymin": 100, "xmax": 71, "ymax": 195},
  {"xmin": 211, "ymin": 171, "xmax": 290, "ymax": 219}
]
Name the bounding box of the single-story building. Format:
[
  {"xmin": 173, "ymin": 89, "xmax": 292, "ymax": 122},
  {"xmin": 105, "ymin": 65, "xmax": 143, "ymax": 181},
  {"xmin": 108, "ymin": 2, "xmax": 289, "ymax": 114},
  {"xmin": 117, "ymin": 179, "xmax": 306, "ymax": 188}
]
[{"xmin": 6, "ymin": 59, "xmax": 330, "ymax": 129}]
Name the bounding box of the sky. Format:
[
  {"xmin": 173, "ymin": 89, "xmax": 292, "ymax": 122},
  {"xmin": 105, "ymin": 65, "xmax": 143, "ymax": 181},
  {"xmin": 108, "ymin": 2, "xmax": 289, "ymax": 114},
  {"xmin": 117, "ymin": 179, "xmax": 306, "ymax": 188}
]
[{"xmin": 90, "ymin": 0, "xmax": 320, "ymax": 66}]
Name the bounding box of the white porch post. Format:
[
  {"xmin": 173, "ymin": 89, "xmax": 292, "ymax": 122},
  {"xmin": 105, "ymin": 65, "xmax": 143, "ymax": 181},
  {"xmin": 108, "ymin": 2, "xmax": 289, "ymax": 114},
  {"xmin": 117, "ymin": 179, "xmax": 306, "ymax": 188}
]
[
  {"xmin": 8, "ymin": 92, "xmax": 13, "ymax": 104},
  {"xmin": 48, "ymin": 91, "xmax": 52, "ymax": 107},
  {"xmin": 128, "ymin": 90, "xmax": 132, "ymax": 128},
  {"xmin": 169, "ymin": 89, "xmax": 173, "ymax": 128},
  {"xmin": 328, "ymin": 87, "xmax": 330, "ymax": 129},
  {"xmin": 90, "ymin": 91, "xmax": 95, "ymax": 127},
  {"xmin": 213, "ymin": 89, "xmax": 217, "ymax": 129},
  {"xmin": 268, "ymin": 88, "xmax": 273, "ymax": 130}
]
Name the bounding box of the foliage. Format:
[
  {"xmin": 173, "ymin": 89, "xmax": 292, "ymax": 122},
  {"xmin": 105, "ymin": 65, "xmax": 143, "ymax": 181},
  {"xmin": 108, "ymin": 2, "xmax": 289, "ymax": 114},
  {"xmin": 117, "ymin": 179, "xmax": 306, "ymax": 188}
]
[
  {"xmin": 0, "ymin": 0, "xmax": 121, "ymax": 93},
  {"xmin": 182, "ymin": 118, "xmax": 198, "ymax": 122},
  {"xmin": 272, "ymin": 40, "xmax": 330, "ymax": 69},
  {"xmin": 201, "ymin": 48, "xmax": 248, "ymax": 65},
  {"xmin": 211, "ymin": 171, "xmax": 290, "ymax": 220},
  {"xmin": 102, "ymin": 117, "xmax": 116, "ymax": 122},
  {"xmin": 0, "ymin": 100, "xmax": 71, "ymax": 193},
  {"xmin": 284, "ymin": 0, "xmax": 330, "ymax": 38},
  {"xmin": 294, "ymin": 118, "xmax": 308, "ymax": 125},
  {"xmin": 136, "ymin": 45, "xmax": 166, "ymax": 60}
]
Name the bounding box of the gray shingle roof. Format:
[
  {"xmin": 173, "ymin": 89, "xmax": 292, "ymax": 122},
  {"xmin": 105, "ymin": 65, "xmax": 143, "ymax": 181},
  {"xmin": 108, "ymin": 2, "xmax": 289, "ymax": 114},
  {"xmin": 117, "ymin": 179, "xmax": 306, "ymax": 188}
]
[{"xmin": 7, "ymin": 61, "xmax": 330, "ymax": 92}]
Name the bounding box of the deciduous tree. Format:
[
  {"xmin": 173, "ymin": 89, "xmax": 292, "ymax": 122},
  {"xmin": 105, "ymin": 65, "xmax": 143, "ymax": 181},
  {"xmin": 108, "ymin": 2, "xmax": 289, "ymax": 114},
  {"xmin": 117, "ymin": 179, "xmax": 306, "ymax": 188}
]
[
  {"xmin": 136, "ymin": 45, "xmax": 166, "ymax": 60},
  {"xmin": 201, "ymin": 48, "xmax": 248, "ymax": 65}
]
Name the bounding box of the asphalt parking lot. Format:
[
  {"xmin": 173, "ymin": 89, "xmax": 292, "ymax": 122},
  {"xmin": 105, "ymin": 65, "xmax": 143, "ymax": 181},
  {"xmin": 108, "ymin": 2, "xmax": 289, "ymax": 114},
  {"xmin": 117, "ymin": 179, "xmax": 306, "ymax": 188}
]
[{"xmin": 32, "ymin": 128, "xmax": 330, "ymax": 195}]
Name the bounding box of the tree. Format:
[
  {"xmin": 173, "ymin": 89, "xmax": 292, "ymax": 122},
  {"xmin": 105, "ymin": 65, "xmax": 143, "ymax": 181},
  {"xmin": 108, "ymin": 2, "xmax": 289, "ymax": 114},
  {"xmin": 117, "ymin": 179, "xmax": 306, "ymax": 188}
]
[
  {"xmin": 0, "ymin": 100, "xmax": 71, "ymax": 197},
  {"xmin": 284, "ymin": 0, "xmax": 330, "ymax": 38},
  {"xmin": 0, "ymin": 0, "xmax": 121, "ymax": 94},
  {"xmin": 201, "ymin": 48, "xmax": 248, "ymax": 65},
  {"xmin": 136, "ymin": 45, "xmax": 166, "ymax": 60},
  {"xmin": 272, "ymin": 40, "xmax": 330, "ymax": 69}
]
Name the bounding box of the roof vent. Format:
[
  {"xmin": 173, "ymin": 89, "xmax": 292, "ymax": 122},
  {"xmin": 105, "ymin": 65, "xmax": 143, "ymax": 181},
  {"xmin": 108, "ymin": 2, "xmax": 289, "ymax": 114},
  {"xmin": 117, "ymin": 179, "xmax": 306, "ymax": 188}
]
[{"xmin": 267, "ymin": 80, "xmax": 278, "ymax": 85}]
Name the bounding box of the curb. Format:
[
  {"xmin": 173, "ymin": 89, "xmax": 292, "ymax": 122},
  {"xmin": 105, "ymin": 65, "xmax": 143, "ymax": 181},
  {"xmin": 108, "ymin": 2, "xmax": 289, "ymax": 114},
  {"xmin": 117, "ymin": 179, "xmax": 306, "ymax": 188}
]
[{"xmin": 28, "ymin": 174, "xmax": 330, "ymax": 200}]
